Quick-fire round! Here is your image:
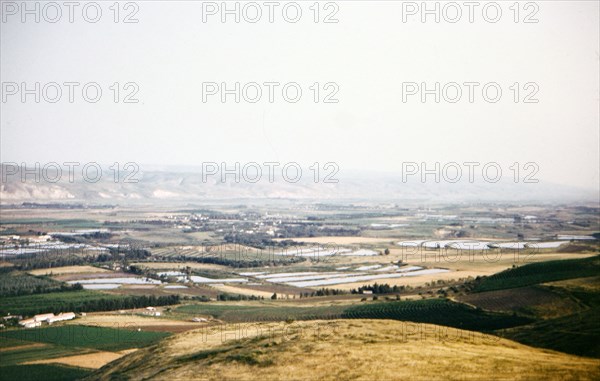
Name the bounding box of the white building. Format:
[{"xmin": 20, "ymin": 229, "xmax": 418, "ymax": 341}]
[
  {"xmin": 19, "ymin": 318, "xmax": 42, "ymax": 328},
  {"xmin": 48, "ymin": 312, "xmax": 76, "ymax": 324},
  {"xmin": 19, "ymin": 312, "xmax": 76, "ymax": 327},
  {"xmin": 33, "ymin": 313, "xmax": 55, "ymax": 322}
]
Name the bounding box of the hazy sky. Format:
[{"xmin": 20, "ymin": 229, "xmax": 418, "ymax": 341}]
[{"xmin": 1, "ymin": 1, "xmax": 599, "ymax": 189}]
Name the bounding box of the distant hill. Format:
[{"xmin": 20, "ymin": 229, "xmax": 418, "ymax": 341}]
[
  {"xmin": 87, "ymin": 319, "xmax": 600, "ymax": 381},
  {"xmin": 1, "ymin": 164, "xmax": 596, "ymax": 204}
]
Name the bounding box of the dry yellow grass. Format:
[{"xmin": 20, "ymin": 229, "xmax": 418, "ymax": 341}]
[
  {"xmin": 0, "ymin": 343, "xmax": 47, "ymax": 352},
  {"xmin": 67, "ymin": 313, "xmax": 194, "ymax": 328},
  {"xmin": 210, "ymin": 284, "xmax": 275, "ymax": 299},
  {"xmin": 28, "ymin": 265, "xmax": 109, "ymax": 276},
  {"xmin": 88, "ymin": 320, "xmax": 600, "ymax": 380},
  {"xmin": 329, "ymin": 270, "xmax": 486, "ymax": 291},
  {"xmin": 545, "ymin": 276, "xmax": 600, "ymax": 290},
  {"xmin": 25, "ymin": 349, "xmax": 137, "ymax": 369}
]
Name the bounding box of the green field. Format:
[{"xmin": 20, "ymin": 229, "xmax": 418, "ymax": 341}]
[
  {"xmin": 0, "ymin": 344, "xmax": 84, "ymax": 367},
  {"xmin": 473, "ymin": 255, "xmax": 600, "ymax": 292},
  {"xmin": 0, "ymin": 336, "xmax": 26, "ymax": 348},
  {"xmin": 459, "ymin": 256, "xmax": 600, "ymax": 357},
  {"xmin": 1, "ymin": 290, "xmax": 101, "ymax": 315},
  {"xmin": 0, "ymin": 325, "xmax": 170, "ymax": 352},
  {"xmin": 176, "ymin": 303, "xmax": 347, "ymax": 322},
  {"xmin": 0, "ymin": 290, "xmax": 116, "ymax": 315},
  {"xmin": 0, "ymin": 364, "xmax": 91, "ymax": 381},
  {"xmin": 501, "ymin": 307, "xmax": 600, "ymax": 358},
  {"xmin": 0, "ymin": 291, "xmax": 179, "ymax": 316},
  {"xmin": 457, "ymin": 285, "xmax": 582, "ymax": 318},
  {"xmin": 0, "ymin": 271, "xmax": 73, "ymax": 297},
  {"xmin": 0, "ymin": 325, "xmax": 169, "ymax": 381},
  {"xmin": 498, "ymin": 287, "xmax": 600, "ymax": 358},
  {"xmin": 341, "ymin": 299, "xmax": 532, "ymax": 331},
  {"xmin": 176, "ymin": 299, "xmax": 531, "ymax": 332}
]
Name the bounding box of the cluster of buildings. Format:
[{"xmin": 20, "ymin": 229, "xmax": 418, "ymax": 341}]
[{"xmin": 18, "ymin": 312, "xmax": 76, "ymax": 328}]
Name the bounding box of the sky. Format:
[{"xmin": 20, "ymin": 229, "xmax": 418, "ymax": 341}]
[{"xmin": 1, "ymin": 0, "xmax": 599, "ymax": 190}]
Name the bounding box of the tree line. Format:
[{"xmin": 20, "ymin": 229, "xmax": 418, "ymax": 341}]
[
  {"xmin": 299, "ymin": 288, "xmax": 347, "ymax": 298},
  {"xmin": 14, "ymin": 294, "xmax": 181, "ymax": 317},
  {"xmin": 350, "ymin": 283, "xmax": 411, "ymax": 294}
]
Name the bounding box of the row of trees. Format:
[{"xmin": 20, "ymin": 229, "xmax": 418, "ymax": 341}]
[
  {"xmin": 17, "ymin": 295, "xmax": 181, "ymax": 316},
  {"xmin": 298, "ymin": 288, "xmax": 347, "ymax": 298},
  {"xmin": 218, "ymin": 293, "xmax": 263, "ymax": 301},
  {"xmin": 350, "ymin": 283, "xmax": 411, "ymax": 294},
  {"xmin": 163, "ymin": 254, "xmax": 306, "ymax": 268}
]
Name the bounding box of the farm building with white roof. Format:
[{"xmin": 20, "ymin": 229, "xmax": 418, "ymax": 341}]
[
  {"xmin": 32, "ymin": 313, "xmax": 55, "ymax": 322},
  {"xmin": 48, "ymin": 312, "xmax": 76, "ymax": 324}
]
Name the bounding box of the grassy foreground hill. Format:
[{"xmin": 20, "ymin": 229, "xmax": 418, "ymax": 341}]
[{"xmin": 87, "ymin": 320, "xmax": 600, "ymax": 381}]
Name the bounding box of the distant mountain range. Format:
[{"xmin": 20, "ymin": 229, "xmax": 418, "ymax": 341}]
[{"xmin": 0, "ymin": 164, "xmax": 597, "ymax": 205}]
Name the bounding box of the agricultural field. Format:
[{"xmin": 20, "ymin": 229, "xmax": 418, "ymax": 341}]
[
  {"xmin": 171, "ymin": 297, "xmax": 531, "ymax": 332},
  {"xmin": 0, "ymin": 364, "xmax": 91, "ymax": 381},
  {"xmin": 65, "ymin": 313, "xmax": 202, "ymax": 334},
  {"xmin": 457, "ymin": 286, "xmax": 582, "ymax": 318},
  {"xmin": 472, "ymin": 255, "xmax": 600, "ymax": 292},
  {"xmin": 22, "ymin": 349, "xmax": 138, "ymax": 369},
  {"xmin": 341, "ymin": 298, "xmax": 532, "ymax": 331},
  {"xmin": 0, "ymin": 203, "xmax": 598, "ymax": 379},
  {"xmin": 28, "ymin": 266, "xmax": 109, "ymax": 276},
  {"xmin": 210, "ymin": 284, "xmax": 276, "ymax": 299},
  {"xmin": 105, "ymin": 284, "xmax": 223, "ymax": 300},
  {"xmin": 0, "ymin": 325, "xmax": 169, "ymax": 351},
  {"xmin": 0, "ymin": 290, "xmax": 180, "ymax": 316},
  {"xmin": 546, "ymin": 275, "xmax": 600, "ymax": 291},
  {"xmin": 456, "ymin": 257, "xmax": 600, "ymax": 357},
  {"xmin": 174, "ymin": 302, "xmax": 349, "ymax": 323},
  {"xmin": 502, "ymin": 306, "xmax": 600, "ymax": 358},
  {"xmin": 0, "ymin": 270, "xmax": 77, "ymax": 297},
  {"xmin": 1, "ymin": 290, "xmax": 106, "ymax": 316},
  {"xmin": 0, "ymin": 325, "xmax": 169, "ymax": 380},
  {"xmin": 0, "ymin": 342, "xmax": 82, "ymax": 366}
]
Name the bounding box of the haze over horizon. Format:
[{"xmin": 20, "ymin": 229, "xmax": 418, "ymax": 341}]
[{"xmin": 2, "ymin": 1, "xmax": 599, "ymax": 191}]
